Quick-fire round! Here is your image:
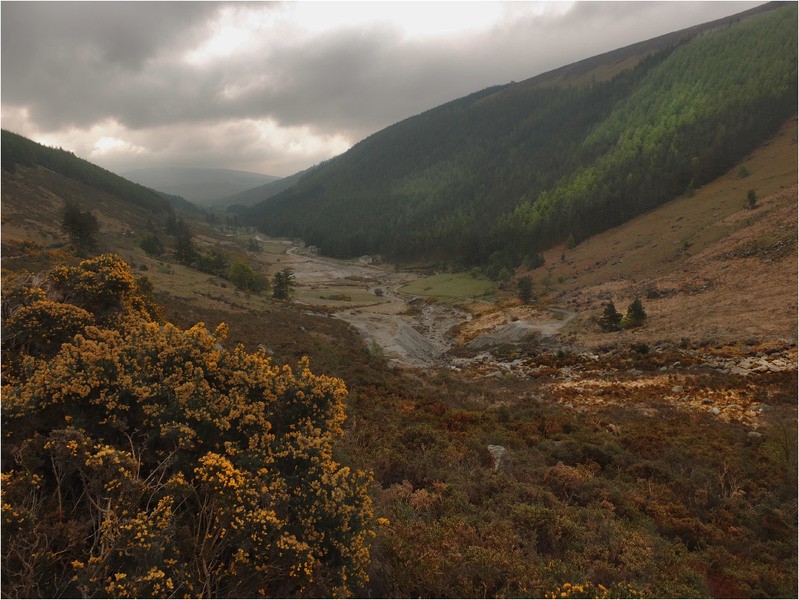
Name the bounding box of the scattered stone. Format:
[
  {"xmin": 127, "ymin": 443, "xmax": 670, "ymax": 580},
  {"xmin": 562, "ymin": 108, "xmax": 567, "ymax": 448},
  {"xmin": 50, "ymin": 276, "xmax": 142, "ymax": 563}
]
[
  {"xmin": 711, "ymin": 407, "xmax": 721, "ymax": 416},
  {"xmin": 486, "ymin": 371, "xmax": 504, "ymax": 379},
  {"xmin": 747, "ymin": 431, "xmax": 764, "ymax": 440},
  {"xmin": 701, "ymin": 398, "xmax": 714, "ymax": 405},
  {"xmin": 630, "ymin": 369, "xmax": 643, "ymax": 376},
  {"xmin": 727, "ymin": 404, "xmax": 742, "ymax": 411},
  {"xmin": 671, "ymin": 385, "xmax": 684, "ymax": 394},
  {"xmin": 487, "ymin": 445, "xmax": 510, "ymax": 472},
  {"xmin": 607, "ymin": 423, "xmax": 622, "ymax": 436},
  {"xmin": 729, "ymin": 366, "xmax": 751, "ymax": 376}
]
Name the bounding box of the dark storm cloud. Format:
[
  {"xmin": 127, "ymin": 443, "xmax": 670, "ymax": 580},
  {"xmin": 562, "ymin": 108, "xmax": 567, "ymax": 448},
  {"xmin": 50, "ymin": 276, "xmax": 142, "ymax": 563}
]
[
  {"xmin": 1, "ymin": 1, "xmax": 766, "ymax": 174},
  {"xmin": 1, "ymin": 1, "xmax": 221, "ymax": 128}
]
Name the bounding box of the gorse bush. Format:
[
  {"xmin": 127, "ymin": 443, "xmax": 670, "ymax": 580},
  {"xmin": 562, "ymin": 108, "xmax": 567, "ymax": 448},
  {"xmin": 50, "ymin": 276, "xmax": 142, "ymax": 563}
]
[{"xmin": 1, "ymin": 254, "xmax": 374, "ymax": 598}]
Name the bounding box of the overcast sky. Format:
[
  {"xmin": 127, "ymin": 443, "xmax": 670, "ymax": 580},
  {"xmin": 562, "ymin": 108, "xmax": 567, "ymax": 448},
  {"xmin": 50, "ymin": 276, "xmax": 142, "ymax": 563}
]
[{"xmin": 1, "ymin": 1, "xmax": 764, "ymax": 177}]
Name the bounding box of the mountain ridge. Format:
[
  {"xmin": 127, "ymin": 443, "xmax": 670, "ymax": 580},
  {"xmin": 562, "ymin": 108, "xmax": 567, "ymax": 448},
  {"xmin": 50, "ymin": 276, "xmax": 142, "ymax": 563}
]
[
  {"xmin": 123, "ymin": 166, "xmax": 281, "ymax": 205},
  {"xmin": 244, "ymin": 2, "xmax": 796, "ymax": 268}
]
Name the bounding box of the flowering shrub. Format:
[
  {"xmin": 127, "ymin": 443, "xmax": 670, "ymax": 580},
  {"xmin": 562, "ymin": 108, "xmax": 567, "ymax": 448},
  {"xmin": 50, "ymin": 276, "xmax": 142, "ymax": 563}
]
[
  {"xmin": 545, "ymin": 580, "xmax": 641, "ymax": 598},
  {"xmin": 2, "ymin": 256, "xmax": 374, "ymax": 598},
  {"xmin": 4, "ymin": 300, "xmax": 93, "ymax": 357}
]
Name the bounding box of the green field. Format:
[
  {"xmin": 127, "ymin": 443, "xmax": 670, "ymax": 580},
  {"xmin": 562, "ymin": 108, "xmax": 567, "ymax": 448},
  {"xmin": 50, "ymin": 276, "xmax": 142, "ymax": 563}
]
[
  {"xmin": 399, "ymin": 272, "xmax": 496, "ymax": 301},
  {"xmin": 294, "ymin": 286, "xmax": 388, "ymax": 308}
]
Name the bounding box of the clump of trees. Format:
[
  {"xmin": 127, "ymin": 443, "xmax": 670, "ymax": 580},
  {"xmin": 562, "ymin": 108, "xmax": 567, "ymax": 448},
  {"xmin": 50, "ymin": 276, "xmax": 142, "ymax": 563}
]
[
  {"xmin": 229, "ymin": 260, "xmax": 269, "ymax": 293},
  {"xmin": 61, "ymin": 202, "xmax": 100, "ymax": 253},
  {"xmin": 166, "ymin": 212, "xmax": 198, "ymax": 266},
  {"xmin": 599, "ymin": 298, "xmax": 647, "ymax": 331},
  {"xmin": 139, "ymin": 233, "xmax": 165, "ymax": 256},
  {"xmin": 1, "ymin": 254, "xmax": 374, "ymax": 598}
]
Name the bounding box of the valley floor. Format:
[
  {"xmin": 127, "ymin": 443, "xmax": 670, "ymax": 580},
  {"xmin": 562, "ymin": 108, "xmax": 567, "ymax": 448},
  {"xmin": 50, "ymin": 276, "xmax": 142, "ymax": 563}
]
[{"xmin": 151, "ymin": 189, "xmax": 796, "ymax": 596}]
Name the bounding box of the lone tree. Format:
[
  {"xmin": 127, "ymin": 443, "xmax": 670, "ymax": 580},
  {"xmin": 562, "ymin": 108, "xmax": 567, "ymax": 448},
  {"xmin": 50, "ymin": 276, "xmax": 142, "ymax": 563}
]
[
  {"xmin": 517, "ymin": 276, "xmax": 534, "ymax": 304},
  {"xmin": 61, "ymin": 202, "xmax": 99, "ymax": 252},
  {"xmin": 172, "ymin": 218, "xmax": 197, "ymax": 265},
  {"xmin": 620, "ymin": 297, "xmax": 647, "ymax": 329},
  {"xmin": 272, "ymin": 267, "xmax": 296, "ymax": 300},
  {"xmin": 599, "ymin": 301, "xmax": 623, "ymax": 332},
  {"xmin": 747, "ymin": 189, "xmax": 758, "ymax": 209}
]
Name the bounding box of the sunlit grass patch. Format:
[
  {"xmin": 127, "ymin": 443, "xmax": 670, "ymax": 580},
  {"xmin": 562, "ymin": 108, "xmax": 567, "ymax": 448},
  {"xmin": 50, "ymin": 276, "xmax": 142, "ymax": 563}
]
[
  {"xmin": 399, "ymin": 272, "xmax": 496, "ymax": 301},
  {"xmin": 294, "ymin": 286, "xmax": 387, "ymax": 308}
]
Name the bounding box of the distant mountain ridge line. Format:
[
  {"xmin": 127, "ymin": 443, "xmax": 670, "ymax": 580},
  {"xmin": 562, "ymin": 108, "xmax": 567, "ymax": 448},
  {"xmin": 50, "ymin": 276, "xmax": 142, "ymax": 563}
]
[{"xmin": 123, "ymin": 166, "xmax": 281, "ymax": 205}]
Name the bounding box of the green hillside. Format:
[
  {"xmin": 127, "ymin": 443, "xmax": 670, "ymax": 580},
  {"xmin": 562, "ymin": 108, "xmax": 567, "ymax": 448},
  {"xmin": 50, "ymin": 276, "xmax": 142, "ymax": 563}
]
[
  {"xmin": 246, "ymin": 3, "xmax": 797, "ymax": 268},
  {"xmin": 1, "ymin": 130, "xmax": 170, "ymax": 214}
]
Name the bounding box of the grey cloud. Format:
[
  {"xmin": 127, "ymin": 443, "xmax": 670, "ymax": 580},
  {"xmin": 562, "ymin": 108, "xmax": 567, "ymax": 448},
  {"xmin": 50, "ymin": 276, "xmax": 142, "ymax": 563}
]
[
  {"xmin": 2, "ymin": 1, "xmax": 766, "ymax": 174},
  {"xmin": 2, "ymin": 1, "xmax": 221, "ymax": 128},
  {"xmin": 2, "ymin": 1, "xmax": 216, "ymax": 70}
]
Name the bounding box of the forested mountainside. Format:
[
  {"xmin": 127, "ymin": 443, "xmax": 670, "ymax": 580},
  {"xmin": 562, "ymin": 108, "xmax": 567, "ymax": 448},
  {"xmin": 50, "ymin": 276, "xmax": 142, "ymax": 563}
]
[
  {"xmin": 246, "ymin": 3, "xmax": 796, "ymax": 267},
  {"xmin": 1, "ymin": 131, "xmax": 171, "ymax": 214}
]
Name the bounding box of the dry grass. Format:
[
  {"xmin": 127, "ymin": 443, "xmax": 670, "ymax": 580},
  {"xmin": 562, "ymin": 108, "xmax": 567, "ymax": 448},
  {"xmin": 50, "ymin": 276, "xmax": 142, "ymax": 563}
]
[{"xmin": 516, "ymin": 117, "xmax": 799, "ymax": 347}]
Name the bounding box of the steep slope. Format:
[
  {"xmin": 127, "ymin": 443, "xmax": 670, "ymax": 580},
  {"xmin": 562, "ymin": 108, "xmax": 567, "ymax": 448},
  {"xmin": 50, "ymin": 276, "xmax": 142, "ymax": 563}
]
[
  {"xmin": 123, "ymin": 166, "xmax": 280, "ymax": 205},
  {"xmin": 2, "ymin": 130, "xmax": 171, "ymax": 214},
  {"xmin": 457, "ymin": 116, "xmax": 798, "ymax": 347},
  {"xmin": 245, "ymin": 3, "xmax": 796, "ymax": 267},
  {"xmin": 2, "ymin": 164, "xmax": 163, "ymax": 249}
]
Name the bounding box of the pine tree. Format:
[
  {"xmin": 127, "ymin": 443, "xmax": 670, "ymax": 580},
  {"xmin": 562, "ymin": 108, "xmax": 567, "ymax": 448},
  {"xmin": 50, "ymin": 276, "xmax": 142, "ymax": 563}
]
[
  {"xmin": 61, "ymin": 202, "xmax": 99, "ymax": 252},
  {"xmin": 173, "ymin": 219, "xmax": 197, "ymax": 265},
  {"xmin": 620, "ymin": 297, "xmax": 647, "ymax": 329},
  {"xmin": 272, "ymin": 268, "xmax": 296, "ymax": 300},
  {"xmin": 747, "ymin": 189, "xmax": 757, "ymax": 209},
  {"xmin": 517, "ymin": 276, "xmax": 534, "ymax": 304},
  {"xmin": 599, "ymin": 301, "xmax": 623, "ymax": 331}
]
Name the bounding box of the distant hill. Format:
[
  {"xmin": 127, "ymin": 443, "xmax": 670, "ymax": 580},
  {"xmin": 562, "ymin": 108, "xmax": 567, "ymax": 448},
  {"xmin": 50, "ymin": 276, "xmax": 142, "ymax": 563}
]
[
  {"xmin": 2, "ymin": 130, "xmax": 171, "ymax": 214},
  {"xmin": 123, "ymin": 167, "xmax": 280, "ymax": 205},
  {"xmin": 244, "ymin": 2, "xmax": 796, "ymax": 268},
  {"xmin": 212, "ymin": 166, "xmax": 316, "ymax": 208}
]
